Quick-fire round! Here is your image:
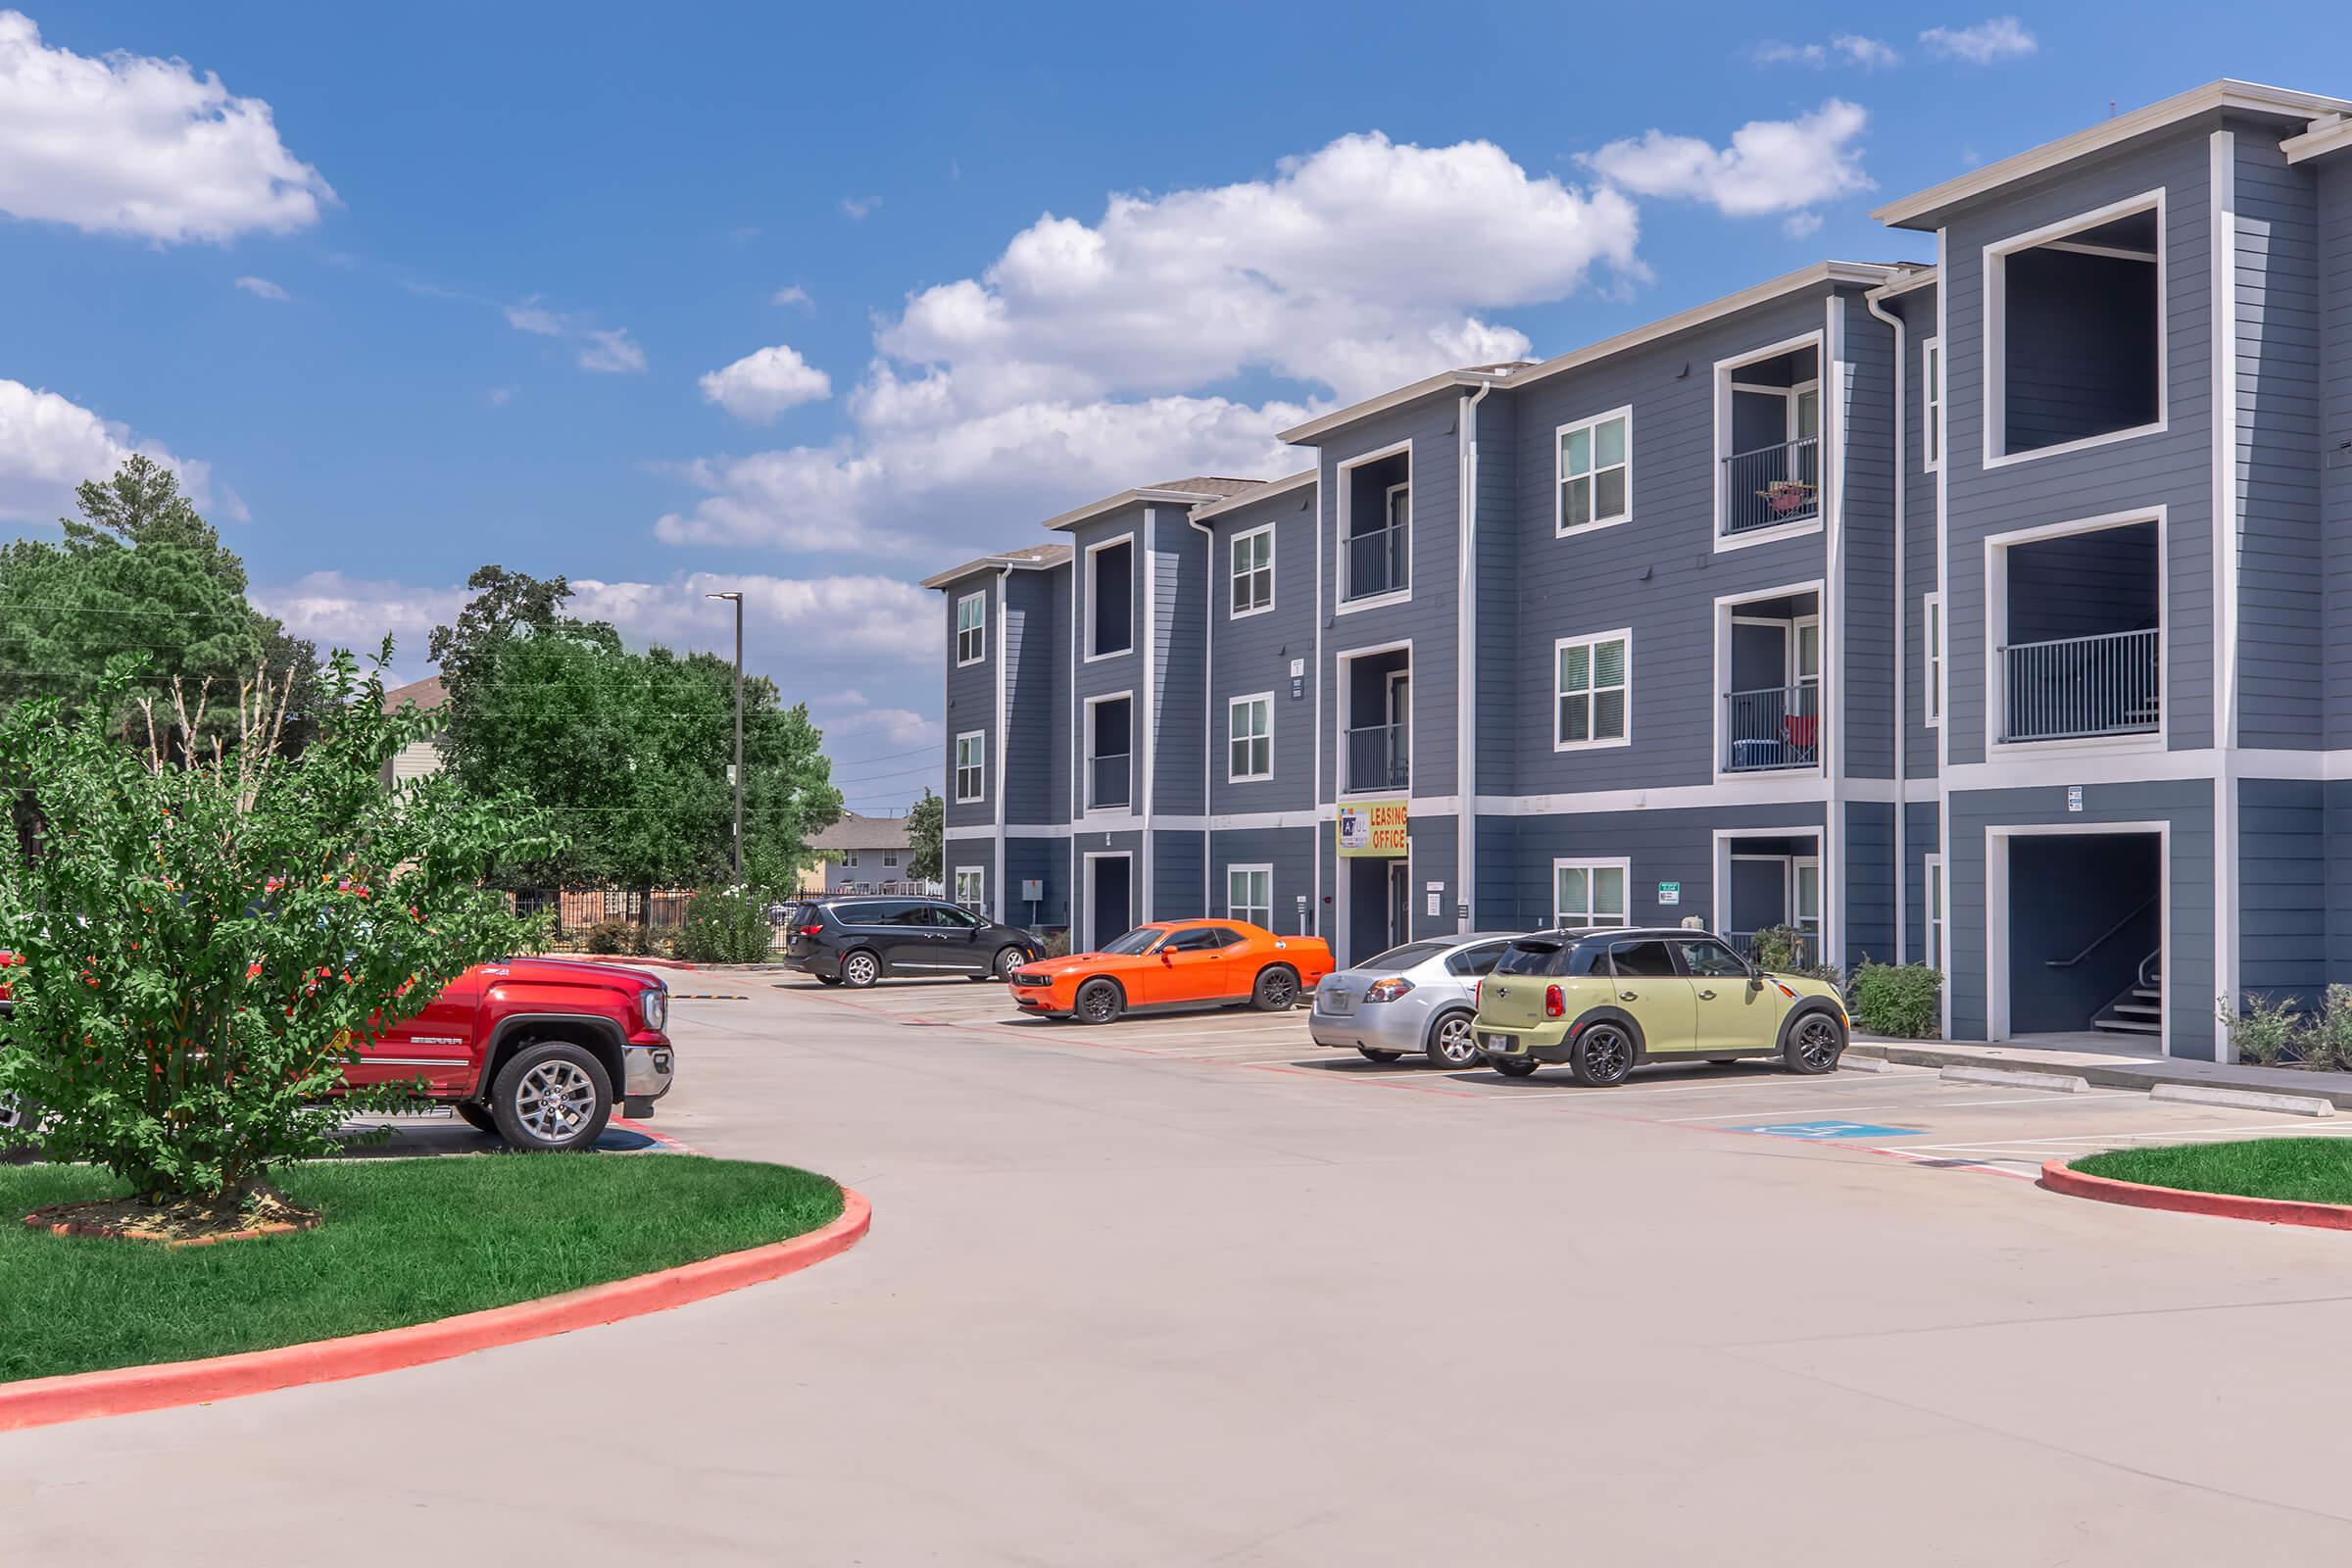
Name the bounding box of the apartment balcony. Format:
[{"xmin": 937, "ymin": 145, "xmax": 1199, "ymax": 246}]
[
  {"xmin": 1088, "ymin": 751, "xmax": 1131, "ymax": 810},
  {"xmin": 1343, "ymin": 721, "xmax": 1408, "ymax": 794},
  {"xmin": 1345, "ymin": 519, "xmax": 1408, "ymax": 602},
  {"xmin": 2000, "ymin": 628, "xmax": 2159, "ymax": 743},
  {"xmin": 1723, "ymin": 684, "xmax": 1821, "ymax": 773},
  {"xmin": 1721, "ymin": 436, "xmax": 1821, "ymax": 537}
]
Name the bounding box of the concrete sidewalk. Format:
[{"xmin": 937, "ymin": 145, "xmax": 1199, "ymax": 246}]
[{"xmin": 1848, "ymin": 1034, "xmax": 2352, "ymax": 1108}]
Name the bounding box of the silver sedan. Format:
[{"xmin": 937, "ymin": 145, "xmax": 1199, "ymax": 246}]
[{"xmin": 1307, "ymin": 933, "xmax": 1524, "ymax": 1068}]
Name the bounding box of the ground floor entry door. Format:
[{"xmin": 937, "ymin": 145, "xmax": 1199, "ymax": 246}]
[{"xmin": 1090, "ymin": 857, "xmax": 1132, "ymax": 954}]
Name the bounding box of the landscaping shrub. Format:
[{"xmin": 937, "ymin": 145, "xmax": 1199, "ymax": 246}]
[
  {"xmin": 1848, "ymin": 961, "xmax": 1941, "ymax": 1038},
  {"xmin": 584, "ymin": 919, "xmax": 633, "ymax": 956},
  {"xmin": 1043, "ymin": 928, "xmax": 1071, "ymax": 958},
  {"xmin": 2307, "ymin": 985, "xmax": 2352, "ymax": 1071},
  {"xmin": 677, "ymin": 886, "xmax": 772, "ymax": 964},
  {"xmin": 2222, "ymin": 992, "xmax": 2307, "ymax": 1066}
]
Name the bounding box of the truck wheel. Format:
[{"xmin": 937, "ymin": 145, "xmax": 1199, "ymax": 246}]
[
  {"xmin": 490, "ymin": 1041, "xmax": 612, "ymax": 1152},
  {"xmin": 1250, "ymin": 964, "xmax": 1300, "ymax": 1010},
  {"xmin": 840, "ymin": 950, "xmax": 882, "ymax": 988},
  {"xmin": 1073, "ymin": 978, "xmax": 1124, "ymax": 1025},
  {"xmin": 454, "ymin": 1102, "xmax": 499, "ymax": 1135}
]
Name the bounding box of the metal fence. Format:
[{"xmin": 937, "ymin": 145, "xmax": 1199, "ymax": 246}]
[
  {"xmin": 2000, "ymin": 627, "xmax": 2159, "ymax": 742},
  {"xmin": 1726, "ymin": 929, "xmax": 1820, "ymax": 968},
  {"xmin": 1345, "ymin": 520, "xmax": 1408, "ymax": 600},
  {"xmin": 1722, "ymin": 683, "xmax": 1821, "ymax": 772},
  {"xmin": 1089, "ymin": 751, "xmax": 1131, "ymax": 809},
  {"xmin": 1721, "ymin": 436, "xmax": 1821, "ymax": 535},
  {"xmin": 1344, "ymin": 721, "xmax": 1409, "ymax": 794}
]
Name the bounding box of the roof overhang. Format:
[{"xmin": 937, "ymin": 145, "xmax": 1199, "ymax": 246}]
[
  {"xmin": 918, "ymin": 550, "xmax": 1071, "ymax": 590},
  {"xmin": 1278, "ymin": 368, "xmax": 1507, "ymax": 447},
  {"xmin": 1873, "ymin": 79, "xmax": 2352, "ymax": 229},
  {"xmin": 1187, "ymin": 469, "xmax": 1317, "ymax": 523},
  {"xmin": 1040, "ymin": 486, "xmax": 1228, "ymax": 533},
  {"xmin": 2283, "ymin": 113, "xmax": 2352, "ymax": 166}
]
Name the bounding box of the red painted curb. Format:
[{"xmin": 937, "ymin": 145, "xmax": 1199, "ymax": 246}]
[
  {"xmin": 0, "ymin": 1188, "xmax": 870, "ymax": 1433},
  {"xmin": 2038, "ymin": 1160, "xmax": 2352, "ymax": 1231}
]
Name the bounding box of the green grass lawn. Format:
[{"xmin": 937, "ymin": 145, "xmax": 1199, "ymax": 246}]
[
  {"xmin": 2074, "ymin": 1139, "xmax": 2352, "ymax": 1205},
  {"xmin": 0, "ymin": 1156, "xmax": 843, "ymax": 1384}
]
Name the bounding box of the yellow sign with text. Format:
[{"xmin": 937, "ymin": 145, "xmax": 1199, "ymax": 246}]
[{"xmin": 1336, "ymin": 799, "xmax": 1409, "ymax": 858}]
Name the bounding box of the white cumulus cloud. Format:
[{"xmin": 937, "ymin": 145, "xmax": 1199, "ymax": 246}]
[
  {"xmin": 0, "ymin": 377, "xmax": 223, "ymax": 524},
  {"xmin": 1582, "ymin": 99, "xmax": 1873, "ymax": 218},
  {"xmin": 700, "ymin": 345, "xmax": 832, "ymax": 421},
  {"xmin": 1920, "ymin": 17, "xmax": 2036, "ymax": 64},
  {"xmin": 0, "ymin": 9, "xmax": 334, "ymax": 244},
  {"xmin": 235, "ymin": 274, "xmax": 288, "ymax": 300},
  {"xmin": 1756, "ymin": 33, "xmax": 1901, "ymax": 69},
  {"xmin": 578, "ymin": 327, "xmax": 646, "ymax": 374}
]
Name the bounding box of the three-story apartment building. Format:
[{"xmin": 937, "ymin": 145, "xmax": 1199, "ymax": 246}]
[{"xmin": 928, "ymin": 80, "xmax": 2352, "ymax": 1064}]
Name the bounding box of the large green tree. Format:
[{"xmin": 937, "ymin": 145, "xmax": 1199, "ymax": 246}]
[
  {"xmin": 906, "ymin": 787, "xmax": 943, "ymax": 883},
  {"xmin": 431, "ymin": 570, "xmax": 841, "ymax": 902},
  {"xmin": 0, "ymin": 457, "xmax": 319, "ymax": 741}
]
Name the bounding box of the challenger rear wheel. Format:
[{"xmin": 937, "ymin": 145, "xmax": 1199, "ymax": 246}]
[{"xmin": 1250, "ymin": 964, "xmax": 1300, "ymax": 1011}]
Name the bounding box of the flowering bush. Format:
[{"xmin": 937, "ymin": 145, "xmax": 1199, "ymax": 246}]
[
  {"xmin": 0, "ymin": 650, "xmax": 555, "ymax": 1205},
  {"xmin": 677, "ymin": 886, "xmax": 771, "ymax": 964}
]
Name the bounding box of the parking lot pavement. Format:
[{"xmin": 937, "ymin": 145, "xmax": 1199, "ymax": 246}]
[{"xmin": 14, "ymin": 975, "xmax": 2352, "ymax": 1565}]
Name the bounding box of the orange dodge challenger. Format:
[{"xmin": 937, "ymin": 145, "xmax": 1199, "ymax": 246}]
[{"xmin": 1006, "ymin": 919, "xmax": 1335, "ymax": 1024}]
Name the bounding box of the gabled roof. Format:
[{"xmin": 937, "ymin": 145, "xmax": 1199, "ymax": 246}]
[
  {"xmin": 1873, "ymin": 78, "xmax": 2352, "ymax": 229},
  {"xmin": 1188, "ymin": 468, "xmax": 1317, "ymax": 523},
  {"xmin": 381, "ymin": 674, "xmax": 447, "ymax": 713},
  {"xmin": 807, "ymin": 811, "xmax": 915, "ymax": 853},
  {"xmin": 1039, "ymin": 476, "xmax": 1262, "ymax": 533},
  {"xmin": 918, "ymin": 541, "xmax": 1071, "ymax": 591}
]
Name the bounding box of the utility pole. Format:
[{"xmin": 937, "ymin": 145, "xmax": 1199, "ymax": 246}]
[{"xmin": 706, "ymin": 591, "xmax": 745, "ymax": 882}]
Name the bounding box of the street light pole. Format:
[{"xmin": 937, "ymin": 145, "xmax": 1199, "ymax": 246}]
[{"xmin": 706, "ymin": 591, "xmax": 745, "ymax": 883}]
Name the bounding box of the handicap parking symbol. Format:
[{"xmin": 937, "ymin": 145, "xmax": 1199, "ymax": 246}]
[{"xmin": 1726, "ymin": 1120, "xmax": 1923, "ymax": 1141}]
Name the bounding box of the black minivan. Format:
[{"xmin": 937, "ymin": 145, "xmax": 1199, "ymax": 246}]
[{"xmin": 784, "ymin": 897, "xmax": 1042, "ymax": 988}]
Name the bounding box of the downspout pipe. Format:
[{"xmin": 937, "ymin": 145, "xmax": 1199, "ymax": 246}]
[
  {"xmin": 1187, "ymin": 509, "xmax": 1216, "ymax": 920},
  {"xmin": 1456, "ymin": 379, "xmax": 1494, "ymax": 935},
  {"xmin": 1864, "ymin": 284, "xmax": 1907, "ymax": 964}
]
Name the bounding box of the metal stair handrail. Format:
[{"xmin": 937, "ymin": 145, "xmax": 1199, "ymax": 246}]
[{"xmin": 2044, "ymin": 896, "xmax": 2158, "ymax": 968}]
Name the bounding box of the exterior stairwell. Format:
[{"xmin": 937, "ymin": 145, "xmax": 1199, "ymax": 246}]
[{"xmin": 2093, "ymin": 951, "xmax": 2162, "ymax": 1038}]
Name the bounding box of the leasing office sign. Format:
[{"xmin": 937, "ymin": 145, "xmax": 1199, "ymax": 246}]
[{"xmin": 1337, "ymin": 800, "xmax": 1408, "ymax": 858}]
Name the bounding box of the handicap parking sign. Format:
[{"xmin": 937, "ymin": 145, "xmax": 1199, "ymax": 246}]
[{"xmin": 1725, "ymin": 1120, "xmax": 1923, "ymax": 1141}]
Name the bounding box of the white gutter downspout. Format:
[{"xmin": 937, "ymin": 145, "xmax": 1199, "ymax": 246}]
[
  {"xmin": 1456, "ymin": 380, "xmax": 1494, "ymax": 934},
  {"xmin": 1187, "ymin": 508, "xmax": 1216, "ymax": 919},
  {"xmin": 993, "ymin": 564, "xmax": 1012, "ymax": 924},
  {"xmin": 1865, "ymin": 285, "xmax": 1907, "ymax": 965},
  {"xmin": 1140, "ymin": 508, "xmax": 1157, "ymax": 924}
]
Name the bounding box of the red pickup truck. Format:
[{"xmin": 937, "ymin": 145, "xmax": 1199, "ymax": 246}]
[{"xmin": 0, "ymin": 956, "xmax": 676, "ymax": 1155}]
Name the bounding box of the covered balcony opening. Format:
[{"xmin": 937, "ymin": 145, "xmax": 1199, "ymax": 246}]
[
  {"xmin": 1088, "ymin": 538, "xmax": 1134, "ymax": 658},
  {"xmin": 1993, "ymin": 206, "xmax": 2160, "ymax": 458},
  {"xmin": 1085, "ymin": 853, "xmax": 1133, "ymax": 954},
  {"xmin": 1994, "ymin": 519, "xmax": 2159, "ymax": 744},
  {"xmin": 1085, "ymin": 695, "xmax": 1132, "ymax": 810},
  {"xmin": 1340, "ymin": 646, "xmax": 1409, "ymax": 795},
  {"xmin": 1722, "ymin": 590, "xmax": 1822, "ymax": 773},
  {"xmin": 1342, "ymin": 450, "xmax": 1409, "ymax": 602},
  {"xmin": 1997, "ymin": 830, "xmax": 2163, "ymax": 1052},
  {"xmin": 1721, "ymin": 834, "xmax": 1822, "ymax": 968},
  {"xmin": 1721, "ymin": 344, "xmax": 1820, "ymax": 537}
]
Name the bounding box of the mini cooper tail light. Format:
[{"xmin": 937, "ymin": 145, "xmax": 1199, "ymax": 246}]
[
  {"xmin": 1544, "ymin": 984, "xmax": 1565, "ymax": 1018},
  {"xmin": 1363, "ymin": 976, "xmax": 1414, "ymax": 1004}
]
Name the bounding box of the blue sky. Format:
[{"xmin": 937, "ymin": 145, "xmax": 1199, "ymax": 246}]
[{"xmin": 2, "ymin": 3, "xmax": 2345, "ymax": 809}]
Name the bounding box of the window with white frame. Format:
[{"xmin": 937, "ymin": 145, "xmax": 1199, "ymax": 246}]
[
  {"xmin": 1554, "ymin": 860, "xmax": 1629, "ymax": 928},
  {"xmin": 955, "ymin": 592, "xmax": 986, "ymax": 664},
  {"xmin": 1230, "ymin": 525, "xmax": 1274, "ymax": 616},
  {"xmin": 842, "ymin": 851, "xmax": 858, "ymax": 868},
  {"xmin": 1924, "ymin": 854, "xmax": 1946, "ymax": 972},
  {"xmin": 1922, "ymin": 337, "xmax": 1943, "ymax": 471},
  {"xmin": 1557, "ymin": 409, "xmax": 1631, "ymax": 533},
  {"xmin": 954, "ymin": 867, "xmax": 985, "ymax": 912},
  {"xmin": 1087, "ymin": 537, "xmax": 1135, "ymax": 658},
  {"xmin": 1227, "ymin": 864, "xmax": 1272, "ymax": 929},
  {"xmin": 883, "ymin": 850, "xmax": 899, "ymax": 868},
  {"xmin": 1922, "ymin": 592, "xmax": 1944, "ymax": 727},
  {"xmin": 954, "ymin": 731, "xmax": 985, "ymax": 803},
  {"xmin": 1228, "ymin": 694, "xmax": 1273, "ymax": 781},
  {"xmin": 1555, "ymin": 631, "xmax": 1631, "ymax": 749}
]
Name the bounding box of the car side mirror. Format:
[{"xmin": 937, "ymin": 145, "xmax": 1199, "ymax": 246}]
[
  {"xmin": 1747, "ymin": 972, "xmax": 1764, "ymax": 991},
  {"xmin": 1160, "ymin": 952, "xmax": 1174, "ymax": 964}
]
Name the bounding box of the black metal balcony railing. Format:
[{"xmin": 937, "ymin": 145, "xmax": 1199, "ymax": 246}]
[
  {"xmin": 1723, "ymin": 683, "xmax": 1822, "ymax": 772},
  {"xmin": 1343, "ymin": 721, "xmax": 1408, "ymax": 794},
  {"xmin": 1089, "ymin": 752, "xmax": 1131, "ymax": 809},
  {"xmin": 1721, "ymin": 436, "xmax": 1821, "ymax": 536},
  {"xmin": 2001, "ymin": 627, "xmax": 2160, "ymax": 743},
  {"xmin": 1727, "ymin": 929, "xmax": 1820, "ymax": 969},
  {"xmin": 1345, "ymin": 520, "xmax": 1408, "ymax": 601}
]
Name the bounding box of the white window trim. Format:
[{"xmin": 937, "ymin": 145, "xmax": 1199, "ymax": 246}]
[
  {"xmin": 1551, "ymin": 858, "xmax": 1632, "ymax": 928},
  {"xmin": 1922, "ymin": 590, "xmax": 1944, "ymax": 728},
  {"xmin": 1553, "ymin": 628, "xmax": 1633, "ymax": 754},
  {"xmin": 1335, "ymin": 438, "xmax": 1412, "ymax": 616},
  {"xmin": 1082, "ymin": 690, "xmax": 1135, "ymax": 814},
  {"xmin": 954, "ymin": 866, "xmax": 985, "ymax": 911},
  {"xmin": 1082, "ymin": 532, "xmax": 1137, "ymax": 662},
  {"xmin": 1981, "ymin": 188, "xmax": 2169, "ymax": 471},
  {"xmin": 1335, "ymin": 636, "xmax": 1411, "ymax": 799},
  {"xmin": 1226, "ymin": 862, "xmax": 1273, "ymax": 929},
  {"xmin": 1229, "ymin": 522, "xmax": 1276, "ymax": 620},
  {"xmin": 1921, "ymin": 336, "xmax": 1944, "ymax": 473},
  {"xmin": 1553, "ymin": 405, "xmax": 1634, "ymax": 537},
  {"xmin": 1711, "ymin": 581, "xmax": 1827, "ymax": 783},
  {"xmin": 954, "ymin": 730, "xmax": 986, "ymax": 804},
  {"xmin": 954, "ymin": 590, "xmax": 987, "ymax": 667},
  {"xmin": 841, "ymin": 851, "xmax": 858, "ymax": 868},
  {"xmin": 1982, "ymin": 507, "xmax": 2167, "ymax": 759},
  {"xmin": 1226, "ymin": 691, "xmax": 1275, "ymax": 783},
  {"xmin": 1712, "ymin": 330, "xmax": 1827, "ymax": 553},
  {"xmin": 1923, "ymin": 853, "xmax": 1946, "ymax": 972}
]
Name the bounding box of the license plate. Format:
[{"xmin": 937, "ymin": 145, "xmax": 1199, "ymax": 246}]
[
  {"xmin": 1321, "ymin": 995, "xmax": 1353, "ymax": 1014},
  {"xmin": 1481, "ymin": 1034, "xmax": 1509, "ymax": 1052}
]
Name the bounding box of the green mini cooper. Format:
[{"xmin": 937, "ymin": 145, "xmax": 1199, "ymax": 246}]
[{"xmin": 1473, "ymin": 927, "xmax": 1848, "ymax": 1085}]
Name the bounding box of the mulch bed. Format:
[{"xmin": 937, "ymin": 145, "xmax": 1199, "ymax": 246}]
[{"xmin": 24, "ymin": 1187, "xmax": 321, "ymax": 1249}]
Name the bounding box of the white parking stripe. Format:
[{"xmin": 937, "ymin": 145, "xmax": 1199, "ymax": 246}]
[{"xmin": 1662, "ymin": 1092, "xmax": 2134, "ymax": 1122}]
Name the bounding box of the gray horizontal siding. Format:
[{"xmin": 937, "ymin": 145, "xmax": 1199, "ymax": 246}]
[
  {"xmin": 939, "ymin": 566, "xmax": 997, "ymax": 830},
  {"xmin": 1207, "ymin": 486, "xmax": 1319, "ymax": 815},
  {"xmin": 1206, "ymin": 826, "xmax": 1319, "ymax": 937}
]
